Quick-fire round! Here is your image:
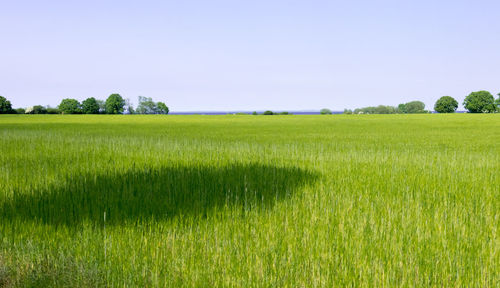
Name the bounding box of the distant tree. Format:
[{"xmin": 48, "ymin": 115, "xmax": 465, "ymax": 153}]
[
  {"xmin": 434, "ymin": 96, "xmax": 458, "ymax": 113},
  {"xmin": 82, "ymin": 97, "xmax": 100, "ymax": 114},
  {"xmin": 343, "ymin": 109, "xmax": 353, "ymax": 114},
  {"xmin": 25, "ymin": 105, "xmax": 47, "ymax": 114},
  {"xmin": 320, "ymin": 108, "xmax": 332, "ymax": 115},
  {"xmin": 397, "ymin": 103, "xmax": 407, "ymax": 114},
  {"xmin": 374, "ymin": 105, "xmax": 392, "ymax": 114},
  {"xmin": 136, "ymin": 96, "xmax": 157, "ymax": 114},
  {"xmin": 405, "ymin": 101, "xmax": 426, "ymax": 113},
  {"xmin": 15, "ymin": 108, "xmax": 25, "ymax": 114},
  {"xmin": 105, "ymin": 94, "xmax": 125, "ymax": 114},
  {"xmin": 463, "ymin": 91, "xmax": 496, "ymax": 113},
  {"xmin": 59, "ymin": 98, "xmax": 82, "ymax": 114},
  {"xmin": 46, "ymin": 107, "xmax": 60, "ymax": 114},
  {"xmin": 263, "ymin": 110, "xmax": 274, "ymax": 115},
  {"xmin": 252, "ymin": 111, "xmax": 258, "ymax": 115},
  {"xmin": 279, "ymin": 111, "xmax": 290, "ymax": 115},
  {"xmin": 0, "ymin": 96, "xmax": 15, "ymax": 114},
  {"xmin": 352, "ymin": 105, "xmax": 396, "ymax": 114},
  {"xmin": 156, "ymin": 102, "xmax": 169, "ymax": 114}
]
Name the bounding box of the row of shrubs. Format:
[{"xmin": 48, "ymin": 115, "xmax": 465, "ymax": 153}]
[
  {"xmin": 2, "ymin": 91, "xmax": 499, "ymax": 115},
  {"xmin": 337, "ymin": 91, "xmax": 500, "ymax": 114},
  {"xmin": 227, "ymin": 111, "xmax": 290, "ymax": 115},
  {"xmin": 342, "ymin": 100, "xmax": 429, "ymax": 115},
  {"xmin": 0, "ymin": 94, "xmax": 169, "ymax": 115}
]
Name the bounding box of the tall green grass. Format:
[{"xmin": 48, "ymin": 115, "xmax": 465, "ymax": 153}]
[{"xmin": 0, "ymin": 114, "xmax": 498, "ymax": 287}]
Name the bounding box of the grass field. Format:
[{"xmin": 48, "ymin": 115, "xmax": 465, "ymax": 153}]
[{"xmin": 0, "ymin": 114, "xmax": 498, "ymax": 287}]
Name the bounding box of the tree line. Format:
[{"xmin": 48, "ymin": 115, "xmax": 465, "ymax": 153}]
[
  {"xmin": 1, "ymin": 90, "xmax": 500, "ymax": 115},
  {"xmin": 341, "ymin": 91, "xmax": 500, "ymax": 114},
  {"xmin": 0, "ymin": 94, "xmax": 169, "ymax": 115}
]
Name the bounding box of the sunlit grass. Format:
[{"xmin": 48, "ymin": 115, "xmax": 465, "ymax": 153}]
[{"xmin": 0, "ymin": 114, "xmax": 498, "ymax": 287}]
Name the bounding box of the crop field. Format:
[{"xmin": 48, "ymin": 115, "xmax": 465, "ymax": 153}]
[{"xmin": 0, "ymin": 114, "xmax": 498, "ymax": 287}]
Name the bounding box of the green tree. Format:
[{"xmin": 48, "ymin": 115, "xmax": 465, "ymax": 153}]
[
  {"xmin": 136, "ymin": 96, "xmax": 157, "ymax": 114},
  {"xmin": 135, "ymin": 96, "xmax": 169, "ymax": 114},
  {"xmin": 59, "ymin": 98, "xmax": 82, "ymax": 114},
  {"xmin": 252, "ymin": 111, "xmax": 258, "ymax": 115},
  {"xmin": 434, "ymin": 96, "xmax": 458, "ymax": 113},
  {"xmin": 405, "ymin": 101, "xmax": 426, "ymax": 113},
  {"xmin": 157, "ymin": 102, "xmax": 169, "ymax": 114},
  {"xmin": 343, "ymin": 109, "xmax": 353, "ymax": 114},
  {"xmin": 15, "ymin": 108, "xmax": 25, "ymax": 114},
  {"xmin": 397, "ymin": 103, "xmax": 407, "ymax": 114},
  {"xmin": 320, "ymin": 108, "xmax": 332, "ymax": 115},
  {"xmin": 0, "ymin": 96, "xmax": 14, "ymax": 114},
  {"xmin": 105, "ymin": 94, "xmax": 125, "ymax": 114},
  {"xmin": 263, "ymin": 110, "xmax": 274, "ymax": 115},
  {"xmin": 82, "ymin": 97, "xmax": 100, "ymax": 114},
  {"xmin": 463, "ymin": 91, "xmax": 495, "ymax": 113},
  {"xmin": 374, "ymin": 105, "xmax": 396, "ymax": 114}
]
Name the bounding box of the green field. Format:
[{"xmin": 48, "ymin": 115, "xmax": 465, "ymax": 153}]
[{"xmin": 0, "ymin": 114, "xmax": 498, "ymax": 287}]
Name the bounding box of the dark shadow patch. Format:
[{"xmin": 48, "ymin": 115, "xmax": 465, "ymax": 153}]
[{"xmin": 1, "ymin": 163, "xmax": 317, "ymax": 226}]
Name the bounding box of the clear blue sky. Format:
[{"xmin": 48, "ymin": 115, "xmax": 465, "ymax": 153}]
[{"xmin": 1, "ymin": 0, "xmax": 499, "ymax": 111}]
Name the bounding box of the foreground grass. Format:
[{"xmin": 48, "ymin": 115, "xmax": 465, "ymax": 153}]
[{"xmin": 0, "ymin": 114, "xmax": 498, "ymax": 287}]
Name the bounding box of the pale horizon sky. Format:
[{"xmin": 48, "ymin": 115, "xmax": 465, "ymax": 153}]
[{"xmin": 1, "ymin": 0, "xmax": 499, "ymax": 111}]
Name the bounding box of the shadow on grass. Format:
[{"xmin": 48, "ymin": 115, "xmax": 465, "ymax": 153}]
[{"xmin": 1, "ymin": 163, "xmax": 317, "ymax": 226}]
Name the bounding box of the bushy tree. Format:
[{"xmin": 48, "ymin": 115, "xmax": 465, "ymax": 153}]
[
  {"xmin": 15, "ymin": 108, "xmax": 25, "ymax": 114},
  {"xmin": 374, "ymin": 105, "xmax": 397, "ymax": 114},
  {"xmin": 463, "ymin": 91, "xmax": 495, "ymax": 113},
  {"xmin": 343, "ymin": 109, "xmax": 353, "ymax": 114},
  {"xmin": 434, "ymin": 96, "xmax": 458, "ymax": 113},
  {"xmin": 105, "ymin": 94, "xmax": 125, "ymax": 114},
  {"xmin": 0, "ymin": 96, "xmax": 15, "ymax": 114},
  {"xmin": 82, "ymin": 97, "xmax": 100, "ymax": 114},
  {"xmin": 59, "ymin": 98, "xmax": 82, "ymax": 114},
  {"xmin": 405, "ymin": 101, "xmax": 426, "ymax": 113},
  {"xmin": 397, "ymin": 101, "xmax": 427, "ymax": 113},
  {"xmin": 320, "ymin": 108, "xmax": 332, "ymax": 115},
  {"xmin": 263, "ymin": 110, "xmax": 274, "ymax": 115},
  {"xmin": 135, "ymin": 96, "xmax": 169, "ymax": 114},
  {"xmin": 252, "ymin": 111, "xmax": 258, "ymax": 115},
  {"xmin": 397, "ymin": 103, "xmax": 407, "ymax": 113},
  {"xmin": 156, "ymin": 102, "xmax": 169, "ymax": 114},
  {"xmin": 136, "ymin": 96, "xmax": 156, "ymax": 114}
]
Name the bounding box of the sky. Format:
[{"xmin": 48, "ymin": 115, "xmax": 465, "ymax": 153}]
[{"xmin": 1, "ymin": 0, "xmax": 499, "ymax": 112}]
